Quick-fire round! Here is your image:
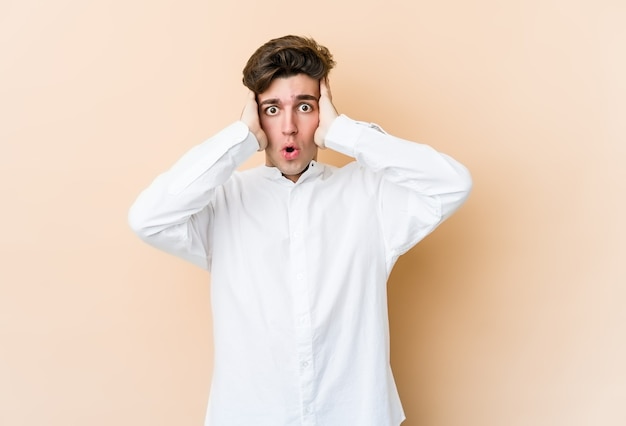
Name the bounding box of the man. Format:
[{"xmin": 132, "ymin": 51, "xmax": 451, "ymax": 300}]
[{"xmin": 129, "ymin": 35, "xmax": 472, "ymax": 426}]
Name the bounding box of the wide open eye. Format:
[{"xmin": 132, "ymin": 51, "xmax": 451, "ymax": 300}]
[
  {"xmin": 298, "ymin": 103, "xmax": 313, "ymax": 113},
  {"xmin": 264, "ymin": 106, "xmax": 279, "ymax": 116}
]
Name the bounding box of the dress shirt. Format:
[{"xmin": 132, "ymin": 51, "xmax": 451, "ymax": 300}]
[{"xmin": 128, "ymin": 114, "xmax": 472, "ymax": 426}]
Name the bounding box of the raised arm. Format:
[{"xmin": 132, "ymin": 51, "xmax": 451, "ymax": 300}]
[
  {"xmin": 128, "ymin": 98, "xmax": 262, "ymax": 269},
  {"xmin": 317, "ymin": 80, "xmax": 472, "ymax": 265}
]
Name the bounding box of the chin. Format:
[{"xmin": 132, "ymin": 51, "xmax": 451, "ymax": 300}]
[
  {"xmin": 279, "ymin": 162, "xmax": 307, "ymax": 175},
  {"xmin": 281, "ymin": 166, "xmax": 305, "ymax": 176}
]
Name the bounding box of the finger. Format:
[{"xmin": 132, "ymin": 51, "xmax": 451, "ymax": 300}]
[
  {"xmin": 241, "ymin": 90, "xmax": 255, "ymax": 116},
  {"xmin": 247, "ymin": 89, "xmax": 258, "ymax": 105},
  {"xmin": 319, "ymin": 78, "xmax": 325, "ymax": 96},
  {"xmin": 320, "ymin": 77, "xmax": 332, "ymax": 100}
]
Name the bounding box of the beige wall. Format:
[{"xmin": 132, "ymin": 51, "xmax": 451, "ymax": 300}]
[{"xmin": 1, "ymin": 0, "xmax": 624, "ymax": 425}]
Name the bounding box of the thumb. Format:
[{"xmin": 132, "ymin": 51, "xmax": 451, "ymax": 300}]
[{"xmin": 256, "ymin": 129, "xmax": 268, "ymax": 151}]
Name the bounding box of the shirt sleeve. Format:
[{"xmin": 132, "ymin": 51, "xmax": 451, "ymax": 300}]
[
  {"xmin": 128, "ymin": 121, "xmax": 259, "ymax": 270},
  {"xmin": 324, "ymin": 114, "xmax": 473, "ymax": 265}
]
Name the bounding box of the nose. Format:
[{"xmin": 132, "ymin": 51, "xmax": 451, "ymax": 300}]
[{"xmin": 281, "ymin": 111, "xmax": 298, "ymax": 135}]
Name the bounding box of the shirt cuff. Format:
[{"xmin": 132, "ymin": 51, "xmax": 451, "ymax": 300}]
[{"xmin": 324, "ymin": 114, "xmax": 385, "ymax": 158}]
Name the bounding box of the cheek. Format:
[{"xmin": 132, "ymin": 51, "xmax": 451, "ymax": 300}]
[
  {"xmin": 260, "ymin": 117, "xmax": 278, "ymax": 135},
  {"xmin": 302, "ymin": 115, "xmax": 319, "ymax": 134}
]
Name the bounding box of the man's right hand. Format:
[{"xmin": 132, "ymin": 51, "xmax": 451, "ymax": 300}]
[{"xmin": 240, "ymin": 90, "xmax": 268, "ymax": 151}]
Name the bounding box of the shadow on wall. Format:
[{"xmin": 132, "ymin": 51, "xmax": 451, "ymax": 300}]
[
  {"xmin": 385, "ymin": 159, "xmax": 526, "ymax": 423},
  {"xmin": 387, "ymin": 185, "xmax": 487, "ymax": 422}
]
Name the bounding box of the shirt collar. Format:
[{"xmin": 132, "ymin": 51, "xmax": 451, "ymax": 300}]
[{"xmin": 260, "ymin": 160, "xmax": 324, "ymax": 185}]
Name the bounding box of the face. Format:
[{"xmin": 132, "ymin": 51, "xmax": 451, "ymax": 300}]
[{"xmin": 258, "ymin": 74, "xmax": 320, "ymax": 182}]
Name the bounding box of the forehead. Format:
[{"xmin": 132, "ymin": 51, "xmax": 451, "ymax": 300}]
[{"xmin": 258, "ymin": 74, "xmax": 320, "ymax": 103}]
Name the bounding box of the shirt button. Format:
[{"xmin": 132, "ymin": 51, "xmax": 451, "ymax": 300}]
[
  {"xmin": 296, "ymin": 273, "xmax": 304, "ymax": 280},
  {"xmin": 301, "ymin": 361, "xmax": 309, "ymax": 368}
]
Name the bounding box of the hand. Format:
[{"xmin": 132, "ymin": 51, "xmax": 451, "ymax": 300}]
[
  {"xmin": 240, "ymin": 90, "xmax": 268, "ymax": 151},
  {"xmin": 314, "ymin": 78, "xmax": 339, "ymax": 149}
]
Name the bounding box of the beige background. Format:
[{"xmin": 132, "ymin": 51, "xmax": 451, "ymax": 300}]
[{"xmin": 1, "ymin": 0, "xmax": 625, "ymax": 425}]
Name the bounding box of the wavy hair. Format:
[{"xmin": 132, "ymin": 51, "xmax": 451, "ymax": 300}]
[{"xmin": 242, "ymin": 35, "xmax": 335, "ymax": 94}]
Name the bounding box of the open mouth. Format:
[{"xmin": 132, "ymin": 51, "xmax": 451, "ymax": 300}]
[{"xmin": 282, "ymin": 145, "xmax": 299, "ymax": 160}]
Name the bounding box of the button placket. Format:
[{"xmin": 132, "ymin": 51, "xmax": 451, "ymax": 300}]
[{"xmin": 287, "ymin": 185, "xmax": 317, "ymax": 425}]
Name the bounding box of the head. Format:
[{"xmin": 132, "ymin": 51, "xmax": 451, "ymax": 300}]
[{"xmin": 242, "ymin": 35, "xmax": 336, "ymax": 182}]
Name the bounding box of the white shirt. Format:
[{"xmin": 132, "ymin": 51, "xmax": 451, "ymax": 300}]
[{"xmin": 128, "ymin": 115, "xmax": 472, "ymax": 426}]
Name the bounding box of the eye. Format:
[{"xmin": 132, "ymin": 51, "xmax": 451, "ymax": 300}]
[
  {"xmin": 298, "ymin": 103, "xmax": 313, "ymax": 113},
  {"xmin": 264, "ymin": 106, "xmax": 279, "ymax": 116}
]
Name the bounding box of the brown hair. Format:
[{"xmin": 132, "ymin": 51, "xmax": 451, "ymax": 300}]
[{"xmin": 242, "ymin": 35, "xmax": 336, "ymax": 94}]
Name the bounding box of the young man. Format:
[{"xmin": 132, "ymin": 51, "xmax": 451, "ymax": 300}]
[{"xmin": 129, "ymin": 35, "xmax": 472, "ymax": 426}]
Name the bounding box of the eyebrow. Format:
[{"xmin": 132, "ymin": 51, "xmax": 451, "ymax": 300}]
[{"xmin": 259, "ymin": 94, "xmax": 319, "ymax": 106}]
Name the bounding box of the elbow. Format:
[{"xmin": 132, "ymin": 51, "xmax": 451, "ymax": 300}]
[
  {"xmin": 443, "ymin": 166, "xmax": 473, "ymax": 219},
  {"xmin": 459, "ymin": 167, "xmax": 473, "ymax": 201},
  {"xmin": 445, "ymin": 155, "xmax": 473, "ymax": 203},
  {"xmin": 448, "ymin": 160, "xmax": 473, "ymax": 205},
  {"xmin": 127, "ymin": 202, "xmax": 152, "ymax": 241}
]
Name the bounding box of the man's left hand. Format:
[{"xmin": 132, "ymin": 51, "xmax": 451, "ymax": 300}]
[{"xmin": 314, "ymin": 78, "xmax": 338, "ymax": 149}]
